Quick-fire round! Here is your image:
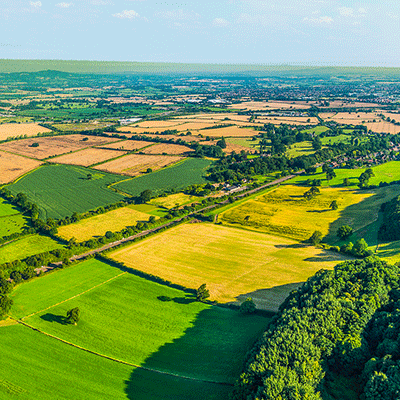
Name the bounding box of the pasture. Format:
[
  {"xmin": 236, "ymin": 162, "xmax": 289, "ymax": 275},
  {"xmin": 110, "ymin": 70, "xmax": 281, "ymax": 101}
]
[
  {"xmin": 0, "ymin": 123, "xmax": 51, "ymax": 141},
  {"xmin": 113, "ymin": 158, "xmax": 211, "ymax": 198},
  {"xmin": 219, "ymin": 184, "xmax": 396, "ymax": 243},
  {"xmin": 13, "ymin": 258, "xmax": 269, "ymax": 384},
  {"xmin": 0, "ymin": 150, "xmax": 42, "ymax": 184},
  {"xmin": 109, "ymin": 223, "xmax": 348, "ymax": 311},
  {"xmin": 95, "ymin": 154, "xmax": 184, "ymax": 176},
  {"xmin": 0, "ymin": 234, "xmax": 63, "ymax": 264},
  {"xmin": 193, "ymin": 126, "xmax": 256, "ymax": 138},
  {"xmin": 57, "ymin": 205, "xmax": 162, "ymax": 242},
  {"xmin": 0, "ymin": 198, "xmax": 29, "ymax": 238},
  {"xmin": 7, "ymin": 164, "xmax": 125, "ymax": 220},
  {"xmin": 1, "ymin": 325, "xmax": 230, "ymax": 400},
  {"xmin": 286, "ymin": 141, "xmax": 314, "ymax": 157},
  {"xmin": 0, "ymin": 134, "xmax": 119, "ymax": 160},
  {"xmin": 49, "ymin": 148, "xmax": 126, "ymax": 167},
  {"xmin": 290, "ymin": 161, "xmax": 400, "ymax": 187}
]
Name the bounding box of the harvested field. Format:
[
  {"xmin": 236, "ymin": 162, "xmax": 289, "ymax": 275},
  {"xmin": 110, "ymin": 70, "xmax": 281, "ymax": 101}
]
[
  {"xmin": 320, "ymin": 111, "xmax": 381, "ymax": 125},
  {"xmin": 0, "ymin": 123, "xmax": 51, "ymax": 141},
  {"xmin": 149, "ymin": 193, "xmax": 202, "ymax": 209},
  {"xmin": 115, "ymin": 132, "xmax": 204, "ymax": 143},
  {"xmin": 383, "ymin": 112, "xmax": 400, "ymax": 123},
  {"xmin": 49, "ymin": 148, "xmax": 126, "ymax": 167},
  {"xmin": 117, "ymin": 126, "xmax": 179, "ymax": 134},
  {"xmin": 141, "ymin": 143, "xmax": 193, "ymax": 155},
  {"xmin": 193, "ymin": 126, "xmax": 256, "ymax": 138},
  {"xmin": 0, "ymin": 134, "xmax": 119, "ymax": 159},
  {"xmin": 57, "ymin": 205, "xmax": 159, "ymax": 242},
  {"xmin": 109, "ymin": 223, "xmax": 348, "ymax": 311},
  {"xmin": 0, "ymin": 150, "xmax": 42, "ymax": 184},
  {"xmin": 174, "ymin": 113, "xmax": 254, "ymax": 122},
  {"xmin": 134, "ymin": 120, "xmax": 185, "ymax": 129},
  {"xmin": 52, "ymin": 122, "xmax": 111, "ymax": 131},
  {"xmin": 99, "ymin": 139, "xmax": 154, "ymax": 151},
  {"xmin": 95, "ymin": 154, "xmax": 183, "ymax": 176},
  {"xmin": 256, "ymin": 116, "xmax": 319, "ymax": 125},
  {"xmin": 229, "ymin": 101, "xmax": 312, "ymax": 110},
  {"xmin": 366, "ymin": 121, "xmax": 400, "ymax": 134}
]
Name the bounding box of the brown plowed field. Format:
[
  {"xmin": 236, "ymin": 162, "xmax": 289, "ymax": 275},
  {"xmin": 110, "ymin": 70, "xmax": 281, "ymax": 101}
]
[
  {"xmin": 0, "ymin": 134, "xmax": 120, "ymax": 159},
  {"xmin": 94, "ymin": 154, "xmax": 184, "ymax": 176},
  {"xmin": 49, "ymin": 148, "xmax": 126, "ymax": 167}
]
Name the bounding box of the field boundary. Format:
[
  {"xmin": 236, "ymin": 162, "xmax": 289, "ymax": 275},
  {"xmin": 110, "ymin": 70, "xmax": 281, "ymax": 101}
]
[
  {"xmin": 15, "ymin": 320, "xmax": 234, "ymax": 386},
  {"xmin": 20, "ymin": 271, "xmax": 127, "ymax": 320}
]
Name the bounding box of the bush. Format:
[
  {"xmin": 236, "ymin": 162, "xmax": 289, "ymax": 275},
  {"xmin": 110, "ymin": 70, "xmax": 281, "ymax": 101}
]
[{"xmin": 239, "ymin": 298, "xmax": 256, "ymax": 314}]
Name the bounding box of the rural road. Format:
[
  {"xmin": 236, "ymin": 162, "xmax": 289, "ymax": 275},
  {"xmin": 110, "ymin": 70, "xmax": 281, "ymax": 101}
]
[{"xmin": 37, "ymin": 172, "xmax": 299, "ymax": 273}]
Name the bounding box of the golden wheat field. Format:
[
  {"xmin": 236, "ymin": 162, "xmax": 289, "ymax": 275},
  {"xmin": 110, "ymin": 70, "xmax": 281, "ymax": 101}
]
[
  {"xmin": 99, "ymin": 139, "xmax": 154, "ymax": 151},
  {"xmin": 109, "ymin": 222, "xmax": 348, "ymax": 311},
  {"xmin": 0, "ymin": 123, "xmax": 52, "ymax": 141},
  {"xmin": 141, "ymin": 143, "xmax": 193, "ymax": 155}
]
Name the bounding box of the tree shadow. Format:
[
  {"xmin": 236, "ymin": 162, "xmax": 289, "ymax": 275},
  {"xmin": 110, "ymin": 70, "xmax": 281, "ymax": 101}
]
[
  {"xmin": 307, "ymin": 209, "xmax": 330, "ymax": 213},
  {"xmin": 274, "ymin": 243, "xmax": 306, "ymax": 249},
  {"xmin": 233, "ymin": 282, "xmax": 304, "ymax": 313},
  {"xmin": 124, "ymin": 306, "xmax": 271, "ymax": 400},
  {"xmin": 324, "ymin": 185, "xmax": 400, "ymax": 244},
  {"xmin": 40, "ymin": 313, "xmax": 66, "ymax": 325}
]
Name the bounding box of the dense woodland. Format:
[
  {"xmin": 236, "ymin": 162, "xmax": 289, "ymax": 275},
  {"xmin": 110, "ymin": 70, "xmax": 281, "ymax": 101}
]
[{"xmin": 232, "ymin": 257, "xmax": 400, "ymax": 400}]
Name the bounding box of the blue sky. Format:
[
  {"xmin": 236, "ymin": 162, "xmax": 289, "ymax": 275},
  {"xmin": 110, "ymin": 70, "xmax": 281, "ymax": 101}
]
[{"xmin": 0, "ymin": 0, "xmax": 399, "ymax": 66}]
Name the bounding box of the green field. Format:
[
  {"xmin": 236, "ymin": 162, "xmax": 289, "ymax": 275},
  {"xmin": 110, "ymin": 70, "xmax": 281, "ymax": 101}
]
[
  {"xmin": 1, "ymin": 324, "xmax": 230, "ymax": 400},
  {"xmin": 301, "ymin": 126, "xmax": 330, "ymax": 135},
  {"xmin": 290, "ymin": 161, "xmax": 400, "ymax": 187},
  {"xmin": 0, "ymin": 234, "xmax": 63, "ymax": 264},
  {"xmin": 114, "ymin": 158, "xmax": 212, "ymax": 197},
  {"xmin": 0, "ymin": 198, "xmax": 29, "ymax": 238},
  {"xmin": 110, "ymin": 223, "xmax": 348, "ymax": 312},
  {"xmin": 226, "ymin": 137, "xmax": 260, "ymax": 149},
  {"xmin": 7, "ymin": 164, "xmax": 126, "ymax": 220},
  {"xmin": 286, "ymin": 141, "xmax": 315, "ymax": 157},
  {"xmin": 12, "ymin": 258, "xmax": 269, "ymax": 386}
]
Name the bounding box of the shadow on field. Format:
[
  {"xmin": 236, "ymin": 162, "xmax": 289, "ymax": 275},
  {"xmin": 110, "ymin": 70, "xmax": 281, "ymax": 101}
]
[
  {"xmin": 40, "ymin": 313, "xmax": 66, "ymax": 325},
  {"xmin": 234, "ymin": 282, "xmax": 304, "ymax": 313},
  {"xmin": 274, "ymin": 243, "xmax": 305, "ymax": 249},
  {"xmin": 324, "ymin": 185, "xmax": 400, "ymax": 244},
  {"xmin": 124, "ymin": 306, "xmax": 270, "ymax": 400}
]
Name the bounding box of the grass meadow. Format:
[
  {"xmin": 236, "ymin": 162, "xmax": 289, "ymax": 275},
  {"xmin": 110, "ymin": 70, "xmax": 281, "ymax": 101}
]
[
  {"xmin": 290, "ymin": 161, "xmax": 400, "ymax": 188},
  {"xmin": 109, "ymin": 223, "xmax": 348, "ymax": 312},
  {"xmin": 149, "ymin": 193, "xmax": 202, "ymax": 209},
  {"xmin": 0, "ymin": 198, "xmax": 29, "ymax": 238},
  {"xmin": 7, "ymin": 164, "xmax": 126, "ymax": 220},
  {"xmin": 114, "ymin": 158, "xmax": 212, "ymax": 197},
  {"xmin": 0, "ymin": 324, "xmax": 230, "ymax": 400},
  {"xmin": 11, "ymin": 258, "xmax": 269, "ymax": 386},
  {"xmin": 0, "ymin": 234, "xmax": 64, "ymax": 264}
]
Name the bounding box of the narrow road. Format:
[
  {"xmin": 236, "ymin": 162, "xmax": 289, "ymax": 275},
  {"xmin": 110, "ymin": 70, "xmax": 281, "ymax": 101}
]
[{"xmin": 37, "ymin": 172, "xmax": 299, "ymax": 272}]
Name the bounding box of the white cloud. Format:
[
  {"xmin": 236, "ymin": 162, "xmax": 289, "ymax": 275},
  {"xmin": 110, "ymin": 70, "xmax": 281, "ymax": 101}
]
[
  {"xmin": 112, "ymin": 10, "xmax": 139, "ymax": 19},
  {"xmin": 56, "ymin": 2, "xmax": 73, "ymax": 7},
  {"xmin": 30, "ymin": 1, "xmax": 42, "ymax": 7},
  {"xmin": 213, "ymin": 18, "xmax": 229, "ymax": 27},
  {"xmin": 304, "ymin": 15, "xmax": 333, "ymax": 24},
  {"xmin": 358, "ymin": 8, "xmax": 367, "ymax": 14},
  {"xmin": 91, "ymin": 0, "xmax": 113, "ymax": 4}
]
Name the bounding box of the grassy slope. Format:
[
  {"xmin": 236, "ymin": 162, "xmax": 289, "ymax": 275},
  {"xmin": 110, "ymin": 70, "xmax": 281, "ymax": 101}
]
[
  {"xmin": 290, "ymin": 161, "xmax": 400, "ymax": 188},
  {"xmin": 57, "ymin": 205, "xmax": 161, "ymax": 242},
  {"xmin": 1, "ymin": 325, "xmax": 229, "ymax": 400},
  {"xmin": 114, "ymin": 158, "xmax": 212, "ymax": 197},
  {"xmin": 7, "ymin": 164, "xmax": 125, "ymax": 220},
  {"xmin": 0, "ymin": 198, "xmax": 29, "ymax": 238},
  {"xmin": 13, "ymin": 259, "xmax": 269, "ymax": 384},
  {"xmin": 0, "ymin": 234, "xmax": 63, "ymax": 264},
  {"xmin": 109, "ymin": 223, "xmax": 348, "ymax": 312}
]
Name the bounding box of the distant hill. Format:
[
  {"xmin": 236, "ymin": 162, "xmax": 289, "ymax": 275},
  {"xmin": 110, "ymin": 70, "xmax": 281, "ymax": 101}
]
[{"xmin": 1, "ymin": 59, "xmax": 400, "ymax": 77}]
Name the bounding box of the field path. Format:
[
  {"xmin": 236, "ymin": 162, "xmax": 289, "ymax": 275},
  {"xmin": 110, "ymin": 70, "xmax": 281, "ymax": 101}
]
[
  {"xmin": 21, "ymin": 272, "xmax": 127, "ymax": 320},
  {"xmin": 14, "ymin": 319, "xmax": 234, "ymax": 387}
]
